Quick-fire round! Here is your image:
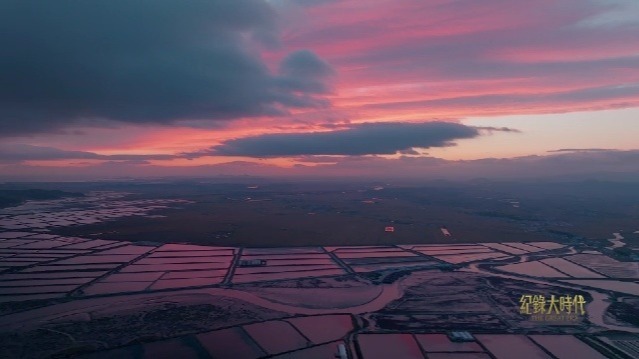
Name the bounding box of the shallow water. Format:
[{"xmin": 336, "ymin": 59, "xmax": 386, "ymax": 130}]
[
  {"xmin": 481, "ymin": 243, "xmax": 529, "ymax": 255},
  {"xmin": 539, "ymin": 258, "xmax": 605, "ymax": 278},
  {"xmin": 232, "ymin": 268, "xmax": 345, "ymax": 283},
  {"xmin": 414, "ymin": 334, "xmax": 483, "ymax": 353},
  {"xmin": 244, "ymin": 320, "xmax": 308, "ymax": 355},
  {"xmin": 357, "ymin": 334, "xmax": 424, "ymax": 359},
  {"xmin": 529, "ymin": 335, "xmax": 606, "ymax": 359},
  {"xmin": 336, "ymin": 251, "xmax": 417, "ymax": 259},
  {"xmin": 475, "ymin": 335, "xmax": 550, "ymax": 359},
  {"xmin": 286, "ymin": 315, "xmax": 353, "ymax": 344},
  {"xmin": 496, "ymin": 261, "xmax": 569, "ymax": 278}
]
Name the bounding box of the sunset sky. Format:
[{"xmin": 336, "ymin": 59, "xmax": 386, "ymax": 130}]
[{"xmin": 1, "ymin": 0, "xmax": 638, "ymax": 180}]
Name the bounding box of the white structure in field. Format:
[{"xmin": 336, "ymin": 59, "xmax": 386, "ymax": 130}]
[
  {"xmin": 335, "ymin": 343, "xmax": 348, "ymax": 359},
  {"xmin": 440, "ymin": 226, "xmax": 451, "ymax": 237}
]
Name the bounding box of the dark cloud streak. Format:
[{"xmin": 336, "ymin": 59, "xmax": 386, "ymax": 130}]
[
  {"xmin": 0, "ymin": 144, "xmax": 175, "ymax": 162},
  {"xmin": 206, "ymin": 122, "xmax": 482, "ymax": 157}
]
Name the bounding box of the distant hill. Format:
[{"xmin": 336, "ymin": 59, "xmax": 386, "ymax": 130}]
[{"xmin": 0, "ymin": 189, "xmax": 84, "ymax": 208}]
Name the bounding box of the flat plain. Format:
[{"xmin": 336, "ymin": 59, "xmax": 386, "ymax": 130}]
[{"xmin": 0, "ymin": 180, "xmax": 638, "ymax": 358}]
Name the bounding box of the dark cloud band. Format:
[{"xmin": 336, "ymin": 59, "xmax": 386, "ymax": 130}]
[
  {"xmin": 0, "ymin": 144, "xmax": 175, "ymax": 162},
  {"xmin": 0, "ymin": 0, "xmax": 332, "ymax": 137},
  {"xmin": 207, "ymin": 121, "xmax": 481, "ymax": 157}
]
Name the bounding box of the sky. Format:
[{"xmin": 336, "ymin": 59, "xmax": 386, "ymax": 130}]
[{"xmin": 1, "ymin": 0, "xmax": 638, "ymax": 181}]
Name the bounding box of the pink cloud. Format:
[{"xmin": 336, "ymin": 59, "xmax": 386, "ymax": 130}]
[{"xmin": 271, "ymin": 0, "xmax": 639, "ymax": 121}]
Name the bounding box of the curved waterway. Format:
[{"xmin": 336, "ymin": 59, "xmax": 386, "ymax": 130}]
[
  {"xmin": 199, "ymin": 284, "xmax": 405, "ymax": 315},
  {"xmin": 0, "ymin": 282, "xmax": 406, "ymax": 332},
  {"xmin": 2, "ymin": 258, "xmax": 637, "ymax": 334},
  {"xmin": 607, "ymin": 232, "xmax": 626, "ymax": 249},
  {"xmin": 463, "ymin": 262, "xmax": 639, "ymax": 334}
]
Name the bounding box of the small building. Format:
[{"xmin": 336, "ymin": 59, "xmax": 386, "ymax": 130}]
[
  {"xmin": 335, "ymin": 343, "xmax": 348, "ymax": 359},
  {"xmin": 448, "ymin": 331, "xmax": 475, "ymax": 342},
  {"xmin": 385, "ymin": 226, "xmax": 395, "ymax": 232},
  {"xmin": 238, "ymin": 259, "xmax": 267, "ymax": 267},
  {"xmin": 440, "ymin": 226, "xmax": 452, "ymax": 237}
]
